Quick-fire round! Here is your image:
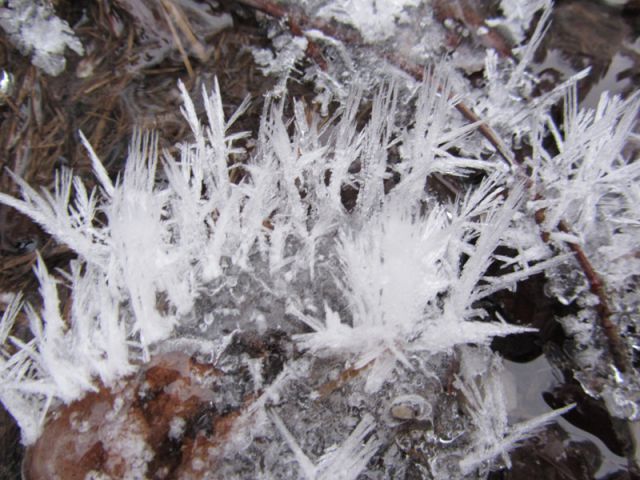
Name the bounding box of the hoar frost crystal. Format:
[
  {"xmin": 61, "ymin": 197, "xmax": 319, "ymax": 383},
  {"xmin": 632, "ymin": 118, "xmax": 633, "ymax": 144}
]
[{"xmin": 0, "ymin": 0, "xmax": 639, "ymax": 478}]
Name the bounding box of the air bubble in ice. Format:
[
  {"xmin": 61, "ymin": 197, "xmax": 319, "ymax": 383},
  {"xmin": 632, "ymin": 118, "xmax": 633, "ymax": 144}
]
[{"xmin": 388, "ymin": 394, "xmax": 432, "ymax": 422}]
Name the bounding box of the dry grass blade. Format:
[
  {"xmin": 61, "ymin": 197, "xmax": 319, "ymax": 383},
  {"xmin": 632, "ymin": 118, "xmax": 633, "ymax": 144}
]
[
  {"xmin": 160, "ymin": 0, "xmax": 194, "ymax": 78},
  {"xmin": 558, "ymin": 220, "xmax": 630, "ymax": 373},
  {"xmin": 161, "ymin": 0, "xmax": 208, "ymax": 61}
]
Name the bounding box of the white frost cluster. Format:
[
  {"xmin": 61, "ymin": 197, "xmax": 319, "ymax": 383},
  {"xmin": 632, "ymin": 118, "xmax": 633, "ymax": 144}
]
[
  {"xmin": 487, "ymin": 0, "xmax": 552, "ymax": 44},
  {"xmin": 0, "ymin": 68, "xmax": 565, "ymax": 451},
  {"xmin": 311, "ymin": 0, "xmax": 421, "ymax": 42},
  {"xmin": 0, "ymin": 0, "xmax": 83, "ymax": 75}
]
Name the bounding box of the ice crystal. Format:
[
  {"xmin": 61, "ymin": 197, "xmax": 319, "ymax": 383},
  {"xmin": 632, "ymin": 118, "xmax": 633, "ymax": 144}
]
[
  {"xmin": 269, "ymin": 409, "xmax": 383, "ymax": 480},
  {"xmin": 312, "ymin": 0, "xmax": 421, "ymax": 42},
  {"xmin": 253, "ymin": 34, "xmax": 309, "ymax": 96},
  {"xmin": 0, "ymin": 66, "xmax": 566, "ymax": 451}
]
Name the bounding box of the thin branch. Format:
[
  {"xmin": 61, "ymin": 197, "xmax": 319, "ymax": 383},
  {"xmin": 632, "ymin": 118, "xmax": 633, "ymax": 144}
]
[{"xmin": 558, "ymin": 220, "xmax": 629, "ymax": 373}]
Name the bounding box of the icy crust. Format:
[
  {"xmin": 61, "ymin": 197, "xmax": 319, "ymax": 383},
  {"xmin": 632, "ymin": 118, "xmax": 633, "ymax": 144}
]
[
  {"xmin": 191, "ymin": 344, "xmax": 568, "ymax": 479},
  {"xmin": 530, "ymin": 67, "xmax": 640, "ymax": 419},
  {"xmin": 19, "ymin": 331, "xmax": 568, "ymax": 478}
]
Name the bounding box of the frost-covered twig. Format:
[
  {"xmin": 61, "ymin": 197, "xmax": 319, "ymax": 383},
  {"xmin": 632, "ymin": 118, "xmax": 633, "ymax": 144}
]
[
  {"xmin": 558, "ymin": 219, "xmax": 630, "ymax": 373},
  {"xmin": 531, "ymin": 87, "xmax": 640, "ymax": 374}
]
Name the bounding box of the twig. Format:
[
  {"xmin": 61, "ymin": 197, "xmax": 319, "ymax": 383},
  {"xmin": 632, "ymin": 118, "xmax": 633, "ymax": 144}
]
[
  {"xmin": 432, "ymin": 0, "xmax": 515, "ymax": 60},
  {"xmin": 160, "ymin": 0, "xmax": 209, "ymax": 62},
  {"xmin": 535, "ymin": 208, "xmax": 630, "ymax": 373},
  {"xmin": 1, "ymin": 96, "xmax": 22, "ymax": 118}
]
